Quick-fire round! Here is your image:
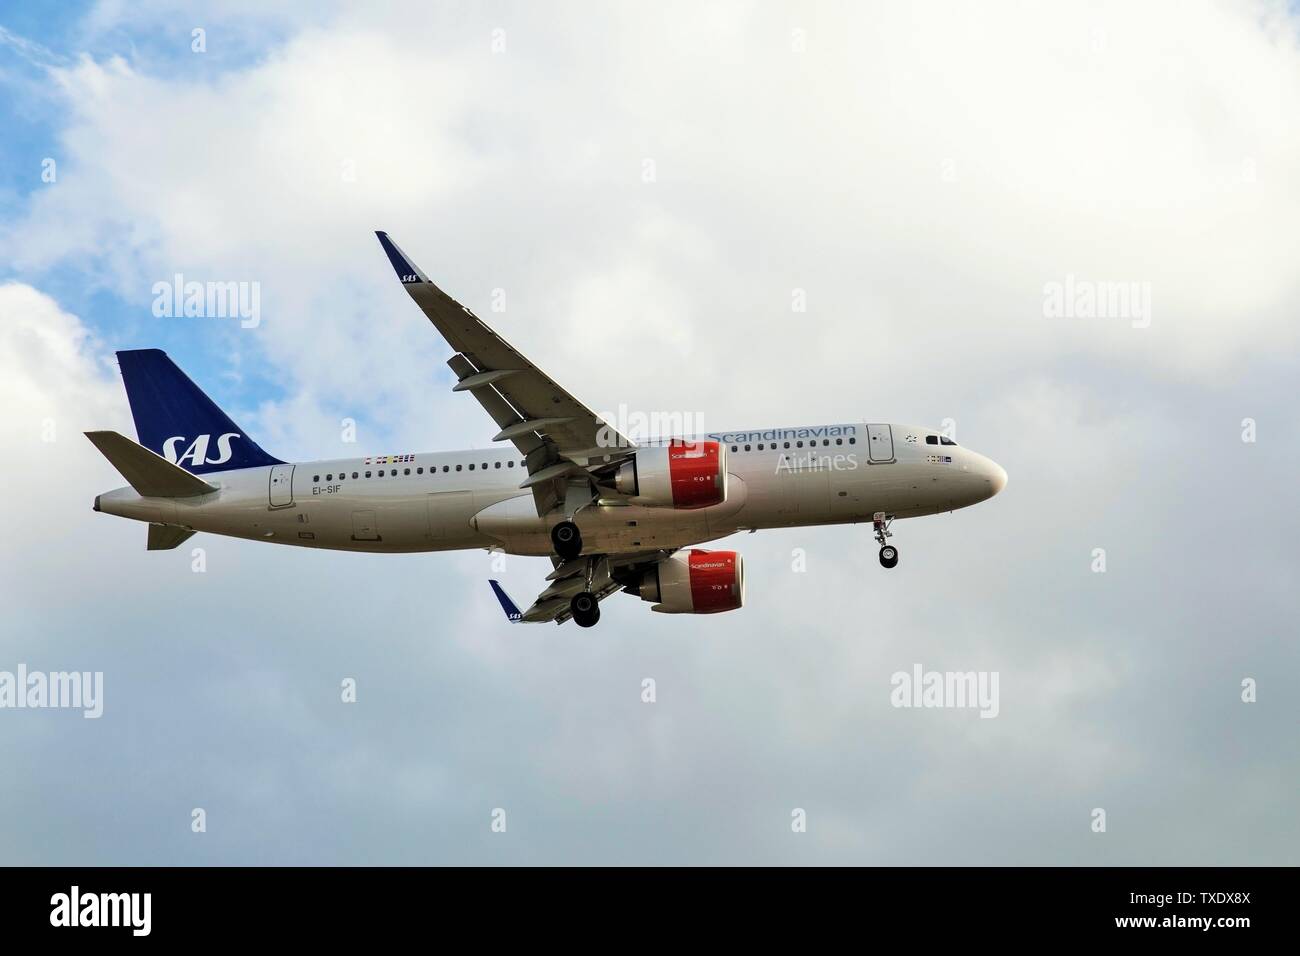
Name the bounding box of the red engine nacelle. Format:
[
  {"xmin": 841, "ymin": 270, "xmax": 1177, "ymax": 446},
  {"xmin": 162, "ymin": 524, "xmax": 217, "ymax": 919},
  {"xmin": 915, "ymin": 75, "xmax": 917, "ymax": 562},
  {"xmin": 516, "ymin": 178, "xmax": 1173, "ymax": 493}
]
[
  {"xmin": 636, "ymin": 549, "xmax": 745, "ymax": 614},
  {"xmin": 613, "ymin": 440, "xmax": 727, "ymax": 509}
]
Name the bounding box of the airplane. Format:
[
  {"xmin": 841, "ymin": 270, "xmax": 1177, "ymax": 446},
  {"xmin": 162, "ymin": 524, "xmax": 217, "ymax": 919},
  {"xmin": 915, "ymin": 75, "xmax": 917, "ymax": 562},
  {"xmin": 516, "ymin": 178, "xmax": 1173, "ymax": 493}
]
[{"xmin": 88, "ymin": 232, "xmax": 1007, "ymax": 628}]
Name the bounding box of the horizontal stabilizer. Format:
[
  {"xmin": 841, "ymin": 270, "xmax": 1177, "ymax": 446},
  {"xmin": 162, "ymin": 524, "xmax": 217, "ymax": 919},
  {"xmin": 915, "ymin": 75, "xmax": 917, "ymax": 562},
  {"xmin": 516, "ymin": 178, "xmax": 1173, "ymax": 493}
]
[
  {"xmin": 85, "ymin": 431, "xmax": 217, "ymax": 498},
  {"xmin": 148, "ymin": 524, "xmax": 196, "ymax": 551}
]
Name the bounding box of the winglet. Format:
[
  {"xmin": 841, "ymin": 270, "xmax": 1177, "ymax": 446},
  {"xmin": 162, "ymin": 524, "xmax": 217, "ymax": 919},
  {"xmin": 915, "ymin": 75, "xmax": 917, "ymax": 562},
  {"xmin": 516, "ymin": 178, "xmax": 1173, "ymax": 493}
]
[
  {"xmin": 375, "ymin": 231, "xmax": 428, "ymax": 285},
  {"xmin": 488, "ymin": 580, "xmax": 523, "ymax": 622}
]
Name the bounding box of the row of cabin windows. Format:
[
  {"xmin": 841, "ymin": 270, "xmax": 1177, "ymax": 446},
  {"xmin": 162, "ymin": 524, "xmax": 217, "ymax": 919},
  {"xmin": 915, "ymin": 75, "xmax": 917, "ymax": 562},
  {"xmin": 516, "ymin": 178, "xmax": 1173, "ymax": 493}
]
[
  {"xmin": 730, "ymin": 437, "xmax": 856, "ymax": 453},
  {"xmin": 313, "ymin": 460, "xmax": 527, "ymax": 483}
]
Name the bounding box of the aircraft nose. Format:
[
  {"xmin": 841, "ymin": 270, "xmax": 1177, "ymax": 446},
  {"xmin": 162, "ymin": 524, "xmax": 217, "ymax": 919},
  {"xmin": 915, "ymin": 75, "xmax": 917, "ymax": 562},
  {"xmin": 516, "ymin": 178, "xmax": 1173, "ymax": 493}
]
[
  {"xmin": 988, "ymin": 461, "xmax": 1008, "ymax": 496},
  {"xmin": 965, "ymin": 453, "xmax": 1006, "ymax": 502}
]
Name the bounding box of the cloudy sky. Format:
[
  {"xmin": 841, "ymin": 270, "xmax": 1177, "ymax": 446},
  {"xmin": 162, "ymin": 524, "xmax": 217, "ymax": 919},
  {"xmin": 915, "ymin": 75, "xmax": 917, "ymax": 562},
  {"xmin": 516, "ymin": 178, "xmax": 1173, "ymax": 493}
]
[{"xmin": 1, "ymin": 0, "xmax": 1296, "ymax": 864}]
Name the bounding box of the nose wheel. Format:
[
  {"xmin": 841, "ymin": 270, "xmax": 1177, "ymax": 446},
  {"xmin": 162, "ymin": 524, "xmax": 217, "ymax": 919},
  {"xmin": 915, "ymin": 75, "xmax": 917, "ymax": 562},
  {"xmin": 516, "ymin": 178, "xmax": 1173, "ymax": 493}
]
[{"xmin": 873, "ymin": 512, "xmax": 899, "ymax": 569}]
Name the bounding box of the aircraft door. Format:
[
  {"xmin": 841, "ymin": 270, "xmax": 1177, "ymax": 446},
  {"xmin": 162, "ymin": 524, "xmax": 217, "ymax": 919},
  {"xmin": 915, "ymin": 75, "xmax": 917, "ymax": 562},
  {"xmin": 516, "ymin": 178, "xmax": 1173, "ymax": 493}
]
[
  {"xmin": 867, "ymin": 424, "xmax": 895, "ymax": 463},
  {"xmin": 269, "ymin": 464, "xmax": 295, "ymax": 507}
]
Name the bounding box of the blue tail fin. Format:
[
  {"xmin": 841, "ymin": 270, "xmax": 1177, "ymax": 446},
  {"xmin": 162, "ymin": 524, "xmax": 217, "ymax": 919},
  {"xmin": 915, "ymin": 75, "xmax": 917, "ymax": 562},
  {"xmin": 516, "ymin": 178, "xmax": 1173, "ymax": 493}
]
[{"xmin": 116, "ymin": 349, "xmax": 282, "ymax": 475}]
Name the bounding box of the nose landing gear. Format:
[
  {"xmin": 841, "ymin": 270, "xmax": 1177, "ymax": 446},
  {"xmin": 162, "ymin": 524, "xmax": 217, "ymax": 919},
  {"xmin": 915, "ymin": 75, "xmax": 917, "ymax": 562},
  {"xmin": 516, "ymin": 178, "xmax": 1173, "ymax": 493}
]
[{"xmin": 874, "ymin": 512, "xmax": 899, "ymax": 568}]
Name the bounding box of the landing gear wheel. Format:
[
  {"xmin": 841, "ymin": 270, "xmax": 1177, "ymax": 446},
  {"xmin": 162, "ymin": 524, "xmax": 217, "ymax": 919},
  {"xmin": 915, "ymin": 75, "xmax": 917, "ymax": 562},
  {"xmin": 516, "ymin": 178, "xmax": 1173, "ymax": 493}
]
[
  {"xmin": 873, "ymin": 512, "xmax": 898, "ymax": 568},
  {"xmin": 570, "ymin": 591, "xmax": 600, "ymax": 628},
  {"xmin": 551, "ymin": 521, "xmax": 583, "ymax": 560}
]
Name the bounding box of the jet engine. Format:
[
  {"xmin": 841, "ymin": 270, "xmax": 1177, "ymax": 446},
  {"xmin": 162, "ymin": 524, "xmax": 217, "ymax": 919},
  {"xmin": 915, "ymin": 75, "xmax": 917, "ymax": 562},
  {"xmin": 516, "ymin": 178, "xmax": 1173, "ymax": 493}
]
[
  {"xmin": 629, "ymin": 549, "xmax": 745, "ymax": 614},
  {"xmin": 611, "ymin": 440, "xmax": 727, "ymax": 509}
]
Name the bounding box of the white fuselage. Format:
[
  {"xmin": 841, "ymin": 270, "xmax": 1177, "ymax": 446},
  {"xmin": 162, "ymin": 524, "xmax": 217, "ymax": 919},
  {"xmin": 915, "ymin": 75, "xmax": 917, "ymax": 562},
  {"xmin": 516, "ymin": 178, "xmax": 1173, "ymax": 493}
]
[{"xmin": 94, "ymin": 422, "xmax": 1007, "ymax": 555}]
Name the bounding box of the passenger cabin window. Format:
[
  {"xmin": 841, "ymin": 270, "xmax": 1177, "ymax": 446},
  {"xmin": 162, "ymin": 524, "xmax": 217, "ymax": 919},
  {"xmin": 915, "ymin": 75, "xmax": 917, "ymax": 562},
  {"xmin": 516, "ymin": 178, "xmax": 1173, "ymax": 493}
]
[
  {"xmin": 313, "ymin": 475, "xmax": 320, "ymax": 482},
  {"xmin": 352, "ymin": 472, "xmax": 358, "ymax": 479}
]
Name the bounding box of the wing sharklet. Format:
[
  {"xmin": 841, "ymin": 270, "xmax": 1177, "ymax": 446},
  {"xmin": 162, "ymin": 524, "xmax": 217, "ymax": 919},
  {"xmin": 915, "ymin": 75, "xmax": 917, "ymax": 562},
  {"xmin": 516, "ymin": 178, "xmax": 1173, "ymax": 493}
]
[{"xmin": 488, "ymin": 580, "xmax": 523, "ymax": 622}]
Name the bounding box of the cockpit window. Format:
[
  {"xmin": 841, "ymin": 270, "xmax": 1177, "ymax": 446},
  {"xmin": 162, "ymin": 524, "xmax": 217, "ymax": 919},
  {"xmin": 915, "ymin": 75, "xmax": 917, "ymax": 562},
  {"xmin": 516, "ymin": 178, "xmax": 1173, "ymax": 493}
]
[
  {"xmin": 940, "ymin": 436, "xmax": 957, "ymax": 446},
  {"xmin": 925, "ymin": 435, "xmax": 938, "ymax": 445}
]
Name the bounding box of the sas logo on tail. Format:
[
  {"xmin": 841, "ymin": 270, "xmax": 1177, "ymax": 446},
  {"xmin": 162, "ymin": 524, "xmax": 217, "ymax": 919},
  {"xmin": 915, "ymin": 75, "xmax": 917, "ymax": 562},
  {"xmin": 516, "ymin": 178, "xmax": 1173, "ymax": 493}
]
[{"xmin": 163, "ymin": 433, "xmax": 241, "ymax": 467}]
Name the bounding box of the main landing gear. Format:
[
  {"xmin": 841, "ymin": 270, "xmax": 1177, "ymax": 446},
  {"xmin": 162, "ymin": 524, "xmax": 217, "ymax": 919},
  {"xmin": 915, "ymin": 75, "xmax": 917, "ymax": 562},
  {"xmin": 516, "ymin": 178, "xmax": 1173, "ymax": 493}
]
[
  {"xmin": 551, "ymin": 520, "xmax": 583, "ymax": 561},
  {"xmin": 874, "ymin": 512, "xmax": 899, "ymax": 569},
  {"xmin": 567, "ymin": 553, "xmax": 601, "ymax": 628},
  {"xmin": 570, "ymin": 590, "xmax": 600, "ymax": 628}
]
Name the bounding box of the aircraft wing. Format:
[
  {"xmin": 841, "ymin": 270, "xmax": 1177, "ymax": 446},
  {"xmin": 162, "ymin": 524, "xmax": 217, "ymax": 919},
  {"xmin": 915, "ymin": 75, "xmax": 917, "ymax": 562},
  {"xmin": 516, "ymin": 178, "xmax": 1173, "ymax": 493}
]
[
  {"xmin": 487, "ymin": 551, "xmax": 669, "ymax": 625},
  {"xmin": 489, "ymin": 575, "xmax": 623, "ymax": 625},
  {"xmin": 376, "ymin": 232, "xmax": 635, "ymax": 515}
]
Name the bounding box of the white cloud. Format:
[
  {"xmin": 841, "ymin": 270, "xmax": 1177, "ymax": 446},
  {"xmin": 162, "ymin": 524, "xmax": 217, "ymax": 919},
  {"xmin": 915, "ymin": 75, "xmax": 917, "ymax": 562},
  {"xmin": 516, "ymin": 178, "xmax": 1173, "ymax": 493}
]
[{"xmin": 3, "ymin": 0, "xmax": 1297, "ymax": 425}]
